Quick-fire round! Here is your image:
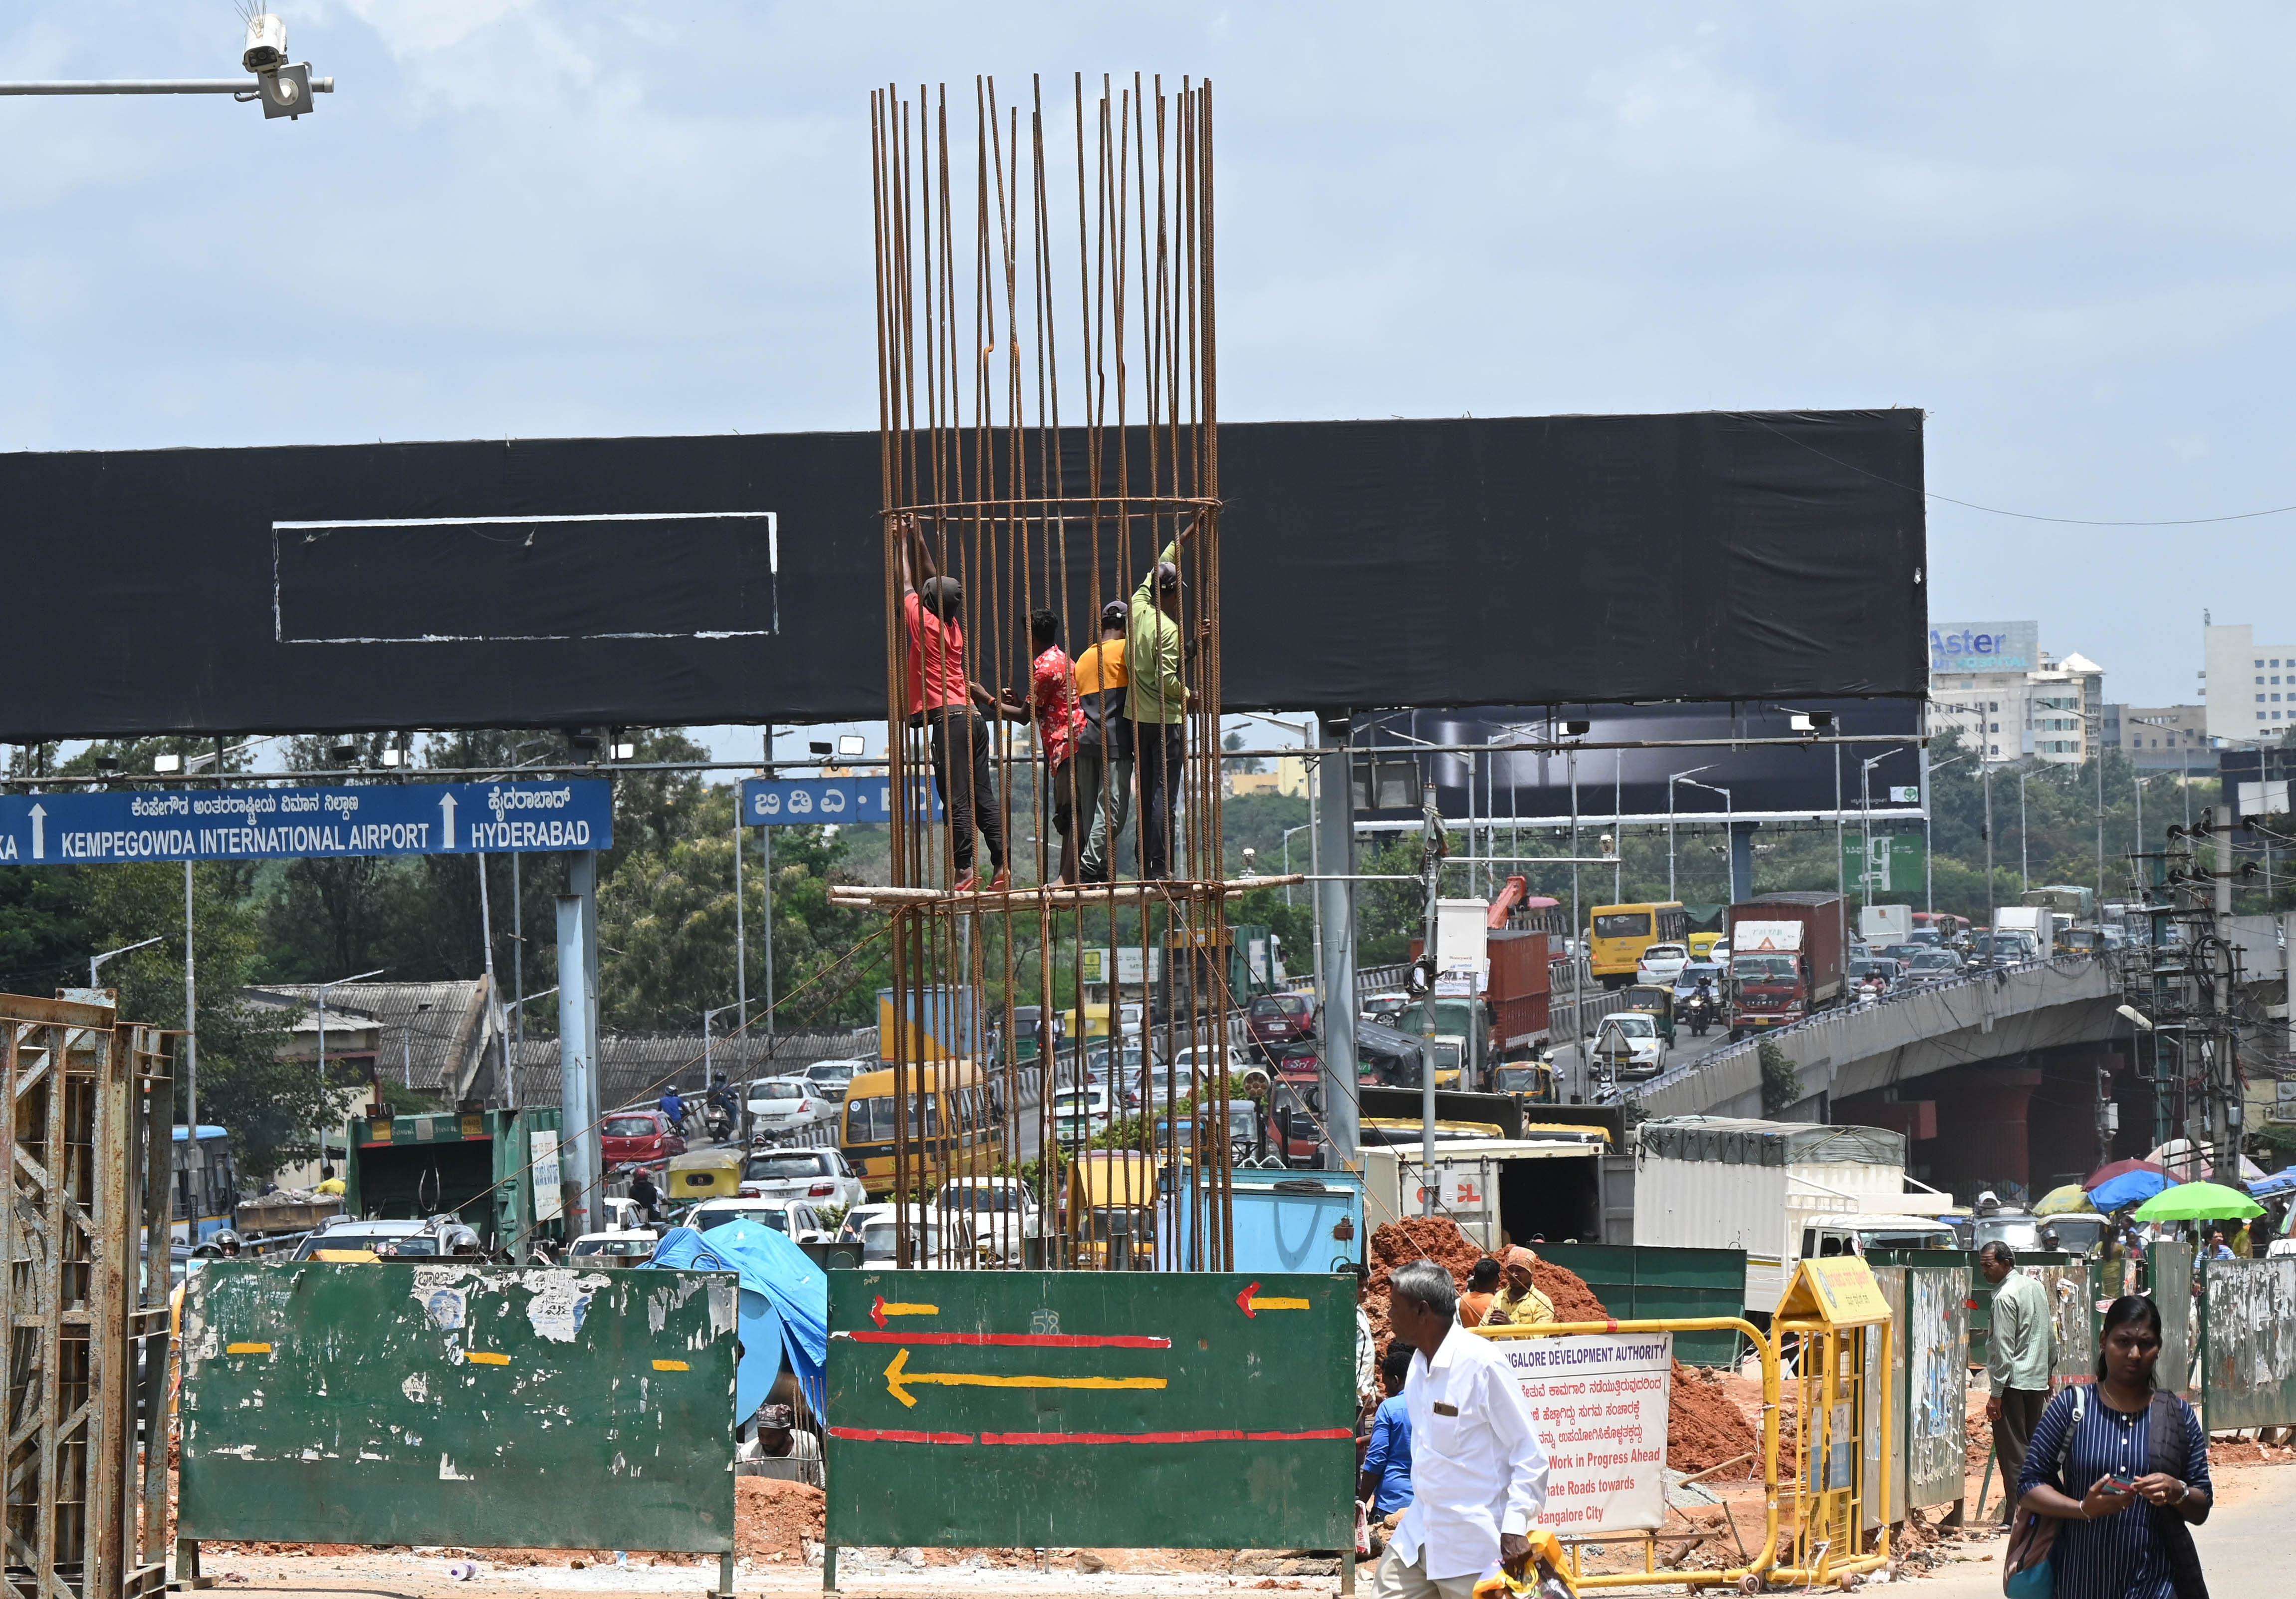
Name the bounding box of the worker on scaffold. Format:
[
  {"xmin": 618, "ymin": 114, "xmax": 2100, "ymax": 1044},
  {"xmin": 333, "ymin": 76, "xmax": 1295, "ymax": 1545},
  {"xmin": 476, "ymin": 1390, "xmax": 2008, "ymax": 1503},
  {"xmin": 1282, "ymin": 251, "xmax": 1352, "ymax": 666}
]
[
  {"xmin": 897, "ymin": 513, "xmax": 1007, "ymax": 892},
  {"xmin": 1127, "ymin": 512, "xmax": 1204, "ymax": 881}
]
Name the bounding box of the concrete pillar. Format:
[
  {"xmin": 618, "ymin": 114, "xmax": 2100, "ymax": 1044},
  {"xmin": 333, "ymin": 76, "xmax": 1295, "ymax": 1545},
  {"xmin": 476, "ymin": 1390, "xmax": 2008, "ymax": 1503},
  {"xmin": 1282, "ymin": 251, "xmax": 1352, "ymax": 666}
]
[
  {"xmin": 557, "ymin": 850, "xmax": 606, "ymax": 1235},
  {"xmin": 1317, "ymin": 716, "xmax": 1360, "ymax": 1165},
  {"xmin": 1728, "ymin": 820, "xmax": 1757, "ymax": 905}
]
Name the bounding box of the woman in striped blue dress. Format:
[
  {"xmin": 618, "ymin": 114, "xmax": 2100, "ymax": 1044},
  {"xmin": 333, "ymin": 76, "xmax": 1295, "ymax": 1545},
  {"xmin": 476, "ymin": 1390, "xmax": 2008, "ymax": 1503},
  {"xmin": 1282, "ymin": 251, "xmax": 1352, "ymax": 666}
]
[{"xmin": 2016, "ymin": 1296, "xmax": 2211, "ymax": 1599}]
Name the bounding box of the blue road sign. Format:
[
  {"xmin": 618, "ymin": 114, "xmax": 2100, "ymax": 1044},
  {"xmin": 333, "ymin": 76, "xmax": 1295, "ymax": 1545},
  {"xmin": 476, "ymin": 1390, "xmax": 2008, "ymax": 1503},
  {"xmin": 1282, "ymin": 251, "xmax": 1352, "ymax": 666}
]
[
  {"xmin": 0, "ymin": 781, "xmax": 613, "ymax": 865},
  {"xmin": 741, "ymin": 775, "xmax": 940, "ymax": 827}
]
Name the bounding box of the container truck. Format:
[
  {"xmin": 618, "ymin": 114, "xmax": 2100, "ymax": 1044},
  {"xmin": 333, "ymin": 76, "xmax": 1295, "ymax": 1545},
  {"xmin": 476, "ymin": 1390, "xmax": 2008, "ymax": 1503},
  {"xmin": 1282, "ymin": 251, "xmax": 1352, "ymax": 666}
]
[
  {"xmin": 1631, "ymin": 1116, "xmax": 1946, "ymax": 1313},
  {"xmin": 1857, "ymin": 904, "xmax": 1911, "ymax": 945},
  {"xmin": 1991, "ymin": 905, "xmax": 2053, "ymax": 959},
  {"xmin": 1363, "ymin": 1137, "xmax": 1604, "ymax": 1249},
  {"xmin": 1725, "ymin": 891, "xmax": 1845, "ymax": 1040}
]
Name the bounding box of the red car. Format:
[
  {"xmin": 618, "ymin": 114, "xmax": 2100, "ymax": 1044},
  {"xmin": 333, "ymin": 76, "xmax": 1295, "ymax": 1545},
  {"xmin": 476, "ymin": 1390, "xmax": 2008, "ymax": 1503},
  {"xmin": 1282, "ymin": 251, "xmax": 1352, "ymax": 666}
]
[
  {"xmin": 600, "ymin": 1109, "xmax": 687, "ymax": 1168},
  {"xmin": 1246, "ymin": 993, "xmax": 1316, "ymax": 1055}
]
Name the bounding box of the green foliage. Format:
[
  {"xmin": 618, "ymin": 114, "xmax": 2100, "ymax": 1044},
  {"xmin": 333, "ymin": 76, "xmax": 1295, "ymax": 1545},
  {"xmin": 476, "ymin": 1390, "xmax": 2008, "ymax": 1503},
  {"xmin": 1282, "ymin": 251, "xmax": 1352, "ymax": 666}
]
[
  {"xmin": 599, "ymin": 786, "xmax": 886, "ymax": 1031},
  {"xmin": 1758, "ymin": 1038, "xmax": 1802, "ymax": 1115}
]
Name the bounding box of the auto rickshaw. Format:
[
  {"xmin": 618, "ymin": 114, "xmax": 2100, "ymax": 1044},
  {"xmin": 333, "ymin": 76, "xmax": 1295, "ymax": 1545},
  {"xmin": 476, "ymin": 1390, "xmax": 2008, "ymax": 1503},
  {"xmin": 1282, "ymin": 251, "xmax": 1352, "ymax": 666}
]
[
  {"xmin": 664, "ymin": 1148, "xmax": 742, "ymax": 1206},
  {"xmin": 1066, "ymin": 1150, "xmax": 1158, "ymax": 1270},
  {"xmin": 1622, "ymin": 984, "xmax": 1677, "ymax": 1047},
  {"xmin": 1486, "ymin": 1060, "xmax": 1555, "ymax": 1103}
]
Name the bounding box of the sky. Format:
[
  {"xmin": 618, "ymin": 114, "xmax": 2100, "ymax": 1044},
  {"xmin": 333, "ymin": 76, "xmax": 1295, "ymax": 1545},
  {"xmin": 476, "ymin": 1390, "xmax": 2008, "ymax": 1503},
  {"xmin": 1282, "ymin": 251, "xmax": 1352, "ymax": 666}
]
[{"xmin": 6, "ymin": 2, "xmax": 2295, "ymax": 726}]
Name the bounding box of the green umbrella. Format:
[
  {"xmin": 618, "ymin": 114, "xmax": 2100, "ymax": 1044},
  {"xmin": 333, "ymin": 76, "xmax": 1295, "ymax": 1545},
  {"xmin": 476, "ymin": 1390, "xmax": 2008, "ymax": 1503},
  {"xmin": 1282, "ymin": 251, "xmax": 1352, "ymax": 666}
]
[{"xmin": 2131, "ymin": 1180, "xmax": 2265, "ymax": 1223}]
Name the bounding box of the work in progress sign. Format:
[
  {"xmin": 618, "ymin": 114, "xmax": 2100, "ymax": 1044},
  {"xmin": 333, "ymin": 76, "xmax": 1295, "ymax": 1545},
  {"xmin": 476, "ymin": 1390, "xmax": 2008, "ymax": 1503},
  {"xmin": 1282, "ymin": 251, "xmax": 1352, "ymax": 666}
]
[{"xmin": 1498, "ymin": 1331, "xmax": 1673, "ymax": 1533}]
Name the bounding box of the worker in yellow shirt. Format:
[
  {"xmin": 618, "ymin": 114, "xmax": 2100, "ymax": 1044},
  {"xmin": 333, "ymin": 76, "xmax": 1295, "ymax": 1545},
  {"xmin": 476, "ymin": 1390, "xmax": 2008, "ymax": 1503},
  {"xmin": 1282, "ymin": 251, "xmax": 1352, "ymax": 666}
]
[
  {"xmin": 315, "ymin": 1163, "xmax": 347, "ymax": 1197},
  {"xmin": 1487, "ymin": 1245, "xmax": 1554, "ymax": 1327}
]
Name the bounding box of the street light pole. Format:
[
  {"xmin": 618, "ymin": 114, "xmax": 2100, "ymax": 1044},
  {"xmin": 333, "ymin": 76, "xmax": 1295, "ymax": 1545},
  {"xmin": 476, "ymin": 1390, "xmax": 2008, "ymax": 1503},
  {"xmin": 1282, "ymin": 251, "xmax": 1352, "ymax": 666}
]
[
  {"xmin": 1666, "ymin": 766, "xmax": 1715, "ymax": 904},
  {"xmin": 1860, "ymin": 755, "xmax": 1885, "ymax": 912},
  {"xmin": 88, "ymin": 935, "xmax": 164, "ymax": 991}
]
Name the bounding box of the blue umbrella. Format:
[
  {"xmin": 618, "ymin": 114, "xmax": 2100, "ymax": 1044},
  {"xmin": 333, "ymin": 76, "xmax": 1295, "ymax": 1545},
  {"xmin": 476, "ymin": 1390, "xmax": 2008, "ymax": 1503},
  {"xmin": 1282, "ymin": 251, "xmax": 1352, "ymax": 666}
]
[{"xmin": 2089, "ymin": 1168, "xmax": 2176, "ymax": 1211}]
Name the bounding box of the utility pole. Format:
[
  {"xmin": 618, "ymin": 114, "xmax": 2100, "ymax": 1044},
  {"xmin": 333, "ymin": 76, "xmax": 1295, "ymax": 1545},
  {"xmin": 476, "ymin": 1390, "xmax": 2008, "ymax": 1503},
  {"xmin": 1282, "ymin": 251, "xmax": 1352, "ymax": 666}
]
[
  {"xmin": 1315, "ymin": 715, "xmax": 1359, "ymax": 1165},
  {"xmin": 1416, "ymin": 782, "xmax": 1445, "ymax": 1216},
  {"xmin": 1983, "ymin": 761, "xmax": 1996, "ymax": 954}
]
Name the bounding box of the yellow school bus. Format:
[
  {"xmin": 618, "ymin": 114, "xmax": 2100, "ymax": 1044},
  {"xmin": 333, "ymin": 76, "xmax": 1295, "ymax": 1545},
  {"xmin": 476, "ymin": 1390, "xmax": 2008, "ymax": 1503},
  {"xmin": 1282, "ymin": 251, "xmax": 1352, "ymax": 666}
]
[
  {"xmin": 841, "ymin": 1060, "xmax": 1006, "ymax": 1197},
  {"xmin": 1588, "ymin": 901, "xmax": 1689, "ymax": 989}
]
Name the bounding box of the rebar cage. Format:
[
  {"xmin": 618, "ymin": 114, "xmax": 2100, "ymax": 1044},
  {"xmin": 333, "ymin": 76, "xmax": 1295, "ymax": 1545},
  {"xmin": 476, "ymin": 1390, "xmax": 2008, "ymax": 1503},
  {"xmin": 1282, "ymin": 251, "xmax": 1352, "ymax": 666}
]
[
  {"xmin": 863, "ymin": 75, "xmax": 1240, "ymax": 1270},
  {"xmin": 2, "ymin": 1000, "xmax": 174, "ymax": 1599}
]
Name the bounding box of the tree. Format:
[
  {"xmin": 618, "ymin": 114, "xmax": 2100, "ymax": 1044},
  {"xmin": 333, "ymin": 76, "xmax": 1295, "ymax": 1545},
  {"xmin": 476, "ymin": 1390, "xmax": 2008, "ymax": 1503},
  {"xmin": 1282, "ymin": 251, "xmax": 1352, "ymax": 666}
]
[{"xmin": 87, "ymin": 861, "xmax": 305, "ymax": 1178}]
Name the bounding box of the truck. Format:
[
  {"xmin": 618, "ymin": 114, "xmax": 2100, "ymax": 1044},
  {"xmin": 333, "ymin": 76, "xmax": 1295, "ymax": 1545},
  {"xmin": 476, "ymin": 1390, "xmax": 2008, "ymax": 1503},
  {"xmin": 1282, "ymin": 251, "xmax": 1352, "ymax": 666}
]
[
  {"xmin": 1857, "ymin": 904, "xmax": 1911, "ymax": 945},
  {"xmin": 1363, "ymin": 1137, "xmax": 1606, "ymax": 1250},
  {"xmin": 345, "ymin": 1105, "xmax": 569, "ymax": 1255},
  {"xmin": 1632, "ymin": 1116, "xmax": 1950, "ymax": 1313},
  {"xmin": 1725, "ymin": 891, "xmax": 1845, "ymax": 1040},
  {"xmin": 1991, "ymin": 905, "xmax": 2054, "ymax": 959}
]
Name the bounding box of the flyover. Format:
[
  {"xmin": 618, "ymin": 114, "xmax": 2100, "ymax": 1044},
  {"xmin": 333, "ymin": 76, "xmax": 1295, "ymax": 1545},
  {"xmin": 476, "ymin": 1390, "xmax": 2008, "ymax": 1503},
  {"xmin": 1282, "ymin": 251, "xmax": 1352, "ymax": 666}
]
[{"xmin": 1631, "ymin": 954, "xmax": 2123, "ymax": 1121}]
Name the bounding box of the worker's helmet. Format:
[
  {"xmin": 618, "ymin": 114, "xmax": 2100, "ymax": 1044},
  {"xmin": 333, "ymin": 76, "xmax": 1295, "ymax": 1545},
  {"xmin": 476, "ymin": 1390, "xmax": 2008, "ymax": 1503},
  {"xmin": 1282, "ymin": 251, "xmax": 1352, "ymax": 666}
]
[{"xmin": 212, "ymin": 1228, "xmax": 242, "ymax": 1254}]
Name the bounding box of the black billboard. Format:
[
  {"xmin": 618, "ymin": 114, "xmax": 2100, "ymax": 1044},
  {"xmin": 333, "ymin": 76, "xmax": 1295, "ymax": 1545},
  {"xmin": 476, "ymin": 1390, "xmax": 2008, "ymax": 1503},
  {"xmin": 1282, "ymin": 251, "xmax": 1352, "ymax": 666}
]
[
  {"xmin": 1353, "ymin": 700, "xmax": 1926, "ymax": 825},
  {"xmin": 0, "ymin": 409, "xmax": 1923, "ymax": 739}
]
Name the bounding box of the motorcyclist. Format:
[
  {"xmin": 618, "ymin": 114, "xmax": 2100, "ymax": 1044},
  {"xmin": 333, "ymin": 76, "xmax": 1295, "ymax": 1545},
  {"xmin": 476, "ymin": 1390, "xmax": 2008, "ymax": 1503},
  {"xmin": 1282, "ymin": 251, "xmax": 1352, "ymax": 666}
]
[{"xmin": 658, "ymin": 1086, "xmax": 687, "ymax": 1132}]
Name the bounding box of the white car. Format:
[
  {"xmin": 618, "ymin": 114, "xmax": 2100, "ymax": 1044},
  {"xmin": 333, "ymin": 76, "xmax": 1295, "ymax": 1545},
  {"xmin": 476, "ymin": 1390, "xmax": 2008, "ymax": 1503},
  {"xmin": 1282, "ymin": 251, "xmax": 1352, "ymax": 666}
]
[
  {"xmin": 1052, "ymin": 1084, "xmax": 1114, "ymax": 1143},
  {"xmin": 1634, "ymin": 942, "xmax": 1691, "ymax": 984},
  {"xmin": 745, "ymin": 1076, "xmax": 837, "ymax": 1137},
  {"xmin": 933, "ymin": 1177, "xmax": 1045, "ymax": 1263},
  {"xmin": 1592, "ymin": 1012, "xmax": 1666, "ymax": 1079},
  {"xmin": 687, "ymin": 1197, "xmax": 830, "ymax": 1242},
  {"xmin": 738, "ymin": 1147, "xmax": 867, "ymax": 1210},
  {"xmin": 568, "ymin": 1229, "xmax": 659, "ymax": 1266},
  {"xmin": 856, "ymin": 1203, "xmax": 950, "ymax": 1267},
  {"xmin": 800, "ymin": 1058, "xmax": 868, "ymax": 1100}
]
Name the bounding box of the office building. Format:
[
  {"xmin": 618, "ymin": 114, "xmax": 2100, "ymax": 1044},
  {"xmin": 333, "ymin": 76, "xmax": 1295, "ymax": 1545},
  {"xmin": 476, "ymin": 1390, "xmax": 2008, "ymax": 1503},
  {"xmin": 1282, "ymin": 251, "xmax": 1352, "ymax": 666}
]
[
  {"xmin": 1929, "ymin": 621, "xmax": 2103, "ymax": 766},
  {"xmin": 2202, "ymin": 622, "xmax": 2296, "ymax": 743}
]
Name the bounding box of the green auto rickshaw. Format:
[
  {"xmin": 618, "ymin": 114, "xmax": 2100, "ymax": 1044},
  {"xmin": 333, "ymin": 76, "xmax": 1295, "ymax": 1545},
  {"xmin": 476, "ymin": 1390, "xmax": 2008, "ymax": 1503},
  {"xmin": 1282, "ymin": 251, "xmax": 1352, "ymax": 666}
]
[{"xmin": 1622, "ymin": 984, "xmax": 1677, "ymax": 1047}]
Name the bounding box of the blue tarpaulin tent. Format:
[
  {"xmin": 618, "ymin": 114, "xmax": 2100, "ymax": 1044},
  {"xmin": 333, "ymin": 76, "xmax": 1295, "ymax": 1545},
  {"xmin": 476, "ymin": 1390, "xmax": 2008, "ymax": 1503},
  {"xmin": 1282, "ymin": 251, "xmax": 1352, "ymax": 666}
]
[{"xmin": 646, "ymin": 1220, "xmax": 828, "ymax": 1419}]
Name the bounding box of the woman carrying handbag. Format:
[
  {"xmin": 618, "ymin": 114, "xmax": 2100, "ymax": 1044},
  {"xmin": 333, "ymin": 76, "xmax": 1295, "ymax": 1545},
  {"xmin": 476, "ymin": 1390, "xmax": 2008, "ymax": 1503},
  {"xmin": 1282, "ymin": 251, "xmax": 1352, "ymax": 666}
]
[{"xmin": 2004, "ymin": 1295, "xmax": 2211, "ymax": 1599}]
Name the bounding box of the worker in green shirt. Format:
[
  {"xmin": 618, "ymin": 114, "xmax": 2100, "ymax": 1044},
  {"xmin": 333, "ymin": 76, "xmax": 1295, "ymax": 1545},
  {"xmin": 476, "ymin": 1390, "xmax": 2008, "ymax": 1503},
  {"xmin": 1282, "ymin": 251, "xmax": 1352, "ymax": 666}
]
[
  {"xmin": 1980, "ymin": 1241, "xmax": 2054, "ymax": 1523},
  {"xmin": 1126, "ymin": 513, "xmax": 1203, "ymax": 879}
]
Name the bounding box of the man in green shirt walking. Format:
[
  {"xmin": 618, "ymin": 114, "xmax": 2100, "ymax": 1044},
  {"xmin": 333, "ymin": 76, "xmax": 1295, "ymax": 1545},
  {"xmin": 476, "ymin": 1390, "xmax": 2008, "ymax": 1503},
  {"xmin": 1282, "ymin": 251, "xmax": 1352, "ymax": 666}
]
[
  {"xmin": 1980, "ymin": 1241, "xmax": 2054, "ymax": 1523},
  {"xmin": 1126, "ymin": 515, "xmax": 1202, "ymax": 880}
]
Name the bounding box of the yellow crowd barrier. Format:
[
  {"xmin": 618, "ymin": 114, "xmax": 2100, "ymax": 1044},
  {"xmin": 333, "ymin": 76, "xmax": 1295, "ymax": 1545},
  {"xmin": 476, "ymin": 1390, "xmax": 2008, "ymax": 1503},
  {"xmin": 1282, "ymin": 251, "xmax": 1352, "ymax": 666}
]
[{"xmin": 1473, "ymin": 1255, "xmax": 1897, "ymax": 1593}]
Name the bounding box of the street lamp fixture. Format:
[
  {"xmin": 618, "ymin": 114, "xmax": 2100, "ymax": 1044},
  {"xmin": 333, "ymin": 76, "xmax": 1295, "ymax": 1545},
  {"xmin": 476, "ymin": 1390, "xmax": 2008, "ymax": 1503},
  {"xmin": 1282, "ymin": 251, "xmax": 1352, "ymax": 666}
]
[{"xmin": 89, "ymin": 936, "xmax": 165, "ymax": 990}]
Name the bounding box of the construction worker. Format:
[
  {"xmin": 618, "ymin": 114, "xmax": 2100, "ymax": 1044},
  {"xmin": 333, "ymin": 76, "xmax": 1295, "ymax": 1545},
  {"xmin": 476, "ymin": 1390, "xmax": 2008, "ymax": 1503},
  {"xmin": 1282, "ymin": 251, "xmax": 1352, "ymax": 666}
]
[
  {"xmin": 1126, "ymin": 514, "xmax": 1204, "ymax": 880},
  {"xmin": 1001, "ymin": 608, "xmax": 1085, "ymax": 884},
  {"xmin": 897, "ymin": 513, "xmax": 1008, "ymax": 892},
  {"xmin": 1070, "ymin": 600, "xmax": 1132, "ymax": 883},
  {"xmin": 1486, "ymin": 1246, "xmax": 1554, "ymax": 1328}
]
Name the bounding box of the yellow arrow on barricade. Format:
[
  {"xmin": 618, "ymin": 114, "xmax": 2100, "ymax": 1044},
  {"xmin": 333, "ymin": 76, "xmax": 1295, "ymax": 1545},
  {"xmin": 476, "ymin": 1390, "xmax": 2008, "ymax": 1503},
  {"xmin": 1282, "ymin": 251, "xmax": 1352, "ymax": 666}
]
[{"xmin": 883, "ymin": 1347, "xmax": 1168, "ymax": 1408}]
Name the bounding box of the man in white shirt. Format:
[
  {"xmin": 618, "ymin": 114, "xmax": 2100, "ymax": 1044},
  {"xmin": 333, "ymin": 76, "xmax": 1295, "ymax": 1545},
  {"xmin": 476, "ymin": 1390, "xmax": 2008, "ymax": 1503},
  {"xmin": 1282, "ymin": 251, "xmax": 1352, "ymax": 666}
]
[{"xmin": 1375, "ymin": 1261, "xmax": 1551, "ymax": 1598}]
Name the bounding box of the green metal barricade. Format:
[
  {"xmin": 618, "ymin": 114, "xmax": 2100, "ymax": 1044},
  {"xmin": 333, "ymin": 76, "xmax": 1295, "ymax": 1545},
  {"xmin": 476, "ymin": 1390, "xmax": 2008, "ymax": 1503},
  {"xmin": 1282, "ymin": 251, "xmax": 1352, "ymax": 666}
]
[
  {"xmin": 180, "ymin": 1261, "xmax": 739, "ymax": 1557},
  {"xmin": 1532, "ymin": 1243, "xmax": 1748, "ymax": 1365}
]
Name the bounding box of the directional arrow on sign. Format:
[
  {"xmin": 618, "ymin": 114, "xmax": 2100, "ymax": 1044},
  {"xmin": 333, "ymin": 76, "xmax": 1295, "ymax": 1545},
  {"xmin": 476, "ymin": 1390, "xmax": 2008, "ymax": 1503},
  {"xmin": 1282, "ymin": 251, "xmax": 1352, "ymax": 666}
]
[
  {"xmin": 27, "ymin": 804, "xmax": 43, "ymax": 862},
  {"xmin": 871, "ymin": 1295, "xmax": 939, "ymax": 1329},
  {"xmin": 883, "ymin": 1347, "xmax": 1167, "ymax": 1409},
  {"xmin": 439, "ymin": 793, "xmax": 458, "ymax": 849},
  {"xmin": 1235, "ymin": 1282, "xmax": 1311, "ymax": 1318}
]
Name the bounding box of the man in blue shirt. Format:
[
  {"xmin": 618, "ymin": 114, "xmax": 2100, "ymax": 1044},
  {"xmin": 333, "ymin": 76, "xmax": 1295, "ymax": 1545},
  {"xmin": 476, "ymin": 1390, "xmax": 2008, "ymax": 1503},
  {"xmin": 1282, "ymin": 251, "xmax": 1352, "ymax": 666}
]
[{"xmin": 1359, "ymin": 1343, "xmax": 1416, "ymax": 1521}]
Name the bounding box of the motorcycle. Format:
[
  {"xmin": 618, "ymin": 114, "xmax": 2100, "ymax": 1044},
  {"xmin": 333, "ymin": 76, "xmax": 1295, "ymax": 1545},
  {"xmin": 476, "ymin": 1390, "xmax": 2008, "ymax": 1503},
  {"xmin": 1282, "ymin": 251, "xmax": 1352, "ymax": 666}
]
[
  {"xmin": 1683, "ymin": 992, "xmax": 1715, "ymax": 1038},
  {"xmin": 702, "ymin": 1097, "xmax": 734, "ymax": 1144}
]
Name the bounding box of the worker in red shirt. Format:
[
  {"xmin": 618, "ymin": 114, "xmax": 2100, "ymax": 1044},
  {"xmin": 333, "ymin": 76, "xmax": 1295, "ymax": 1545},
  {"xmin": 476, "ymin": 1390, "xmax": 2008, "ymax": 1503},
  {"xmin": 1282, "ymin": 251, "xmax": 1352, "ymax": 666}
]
[
  {"xmin": 1002, "ymin": 608, "xmax": 1086, "ymax": 884},
  {"xmin": 897, "ymin": 514, "xmax": 1006, "ymax": 892}
]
